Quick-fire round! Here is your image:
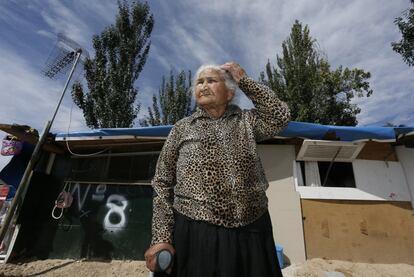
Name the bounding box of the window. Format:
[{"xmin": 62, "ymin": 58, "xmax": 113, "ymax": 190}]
[{"xmin": 297, "ymin": 161, "xmax": 356, "ymax": 188}]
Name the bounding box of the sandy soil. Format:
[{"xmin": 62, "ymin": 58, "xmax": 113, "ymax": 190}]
[
  {"xmin": 282, "ymin": 258, "xmax": 414, "ymax": 277},
  {"xmin": 0, "ymin": 259, "xmax": 148, "ymax": 277},
  {"xmin": 0, "ymin": 258, "xmax": 412, "ymax": 277}
]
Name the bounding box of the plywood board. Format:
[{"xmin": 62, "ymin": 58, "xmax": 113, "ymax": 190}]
[
  {"xmin": 356, "ymin": 141, "xmax": 398, "ymax": 161},
  {"xmin": 301, "ymin": 199, "xmax": 414, "ymax": 264}
]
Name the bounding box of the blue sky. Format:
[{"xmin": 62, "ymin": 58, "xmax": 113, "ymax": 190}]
[{"xmin": 0, "ymin": 0, "xmax": 413, "ymax": 169}]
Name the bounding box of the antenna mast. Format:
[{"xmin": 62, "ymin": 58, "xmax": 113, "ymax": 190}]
[{"xmin": 0, "ymin": 34, "xmax": 89, "ymax": 255}]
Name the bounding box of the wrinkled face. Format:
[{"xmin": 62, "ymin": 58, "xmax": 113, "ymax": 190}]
[{"xmin": 195, "ymin": 69, "xmax": 234, "ymax": 109}]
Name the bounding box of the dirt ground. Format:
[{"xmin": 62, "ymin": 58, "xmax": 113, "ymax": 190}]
[
  {"xmin": 0, "ymin": 258, "xmax": 412, "ymax": 277},
  {"xmin": 282, "ymin": 258, "xmax": 414, "ymax": 277}
]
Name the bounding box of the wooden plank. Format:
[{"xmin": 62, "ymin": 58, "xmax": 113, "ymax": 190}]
[
  {"xmin": 301, "ymin": 199, "xmax": 414, "ymax": 264},
  {"xmin": 0, "ymin": 124, "xmax": 63, "ymax": 154},
  {"xmin": 0, "ymin": 124, "xmax": 39, "ymax": 144},
  {"xmin": 60, "ymin": 140, "xmax": 165, "ymax": 148},
  {"xmin": 356, "ymin": 141, "xmax": 398, "ymax": 161},
  {"xmin": 58, "ymin": 140, "xmax": 165, "ymax": 154}
]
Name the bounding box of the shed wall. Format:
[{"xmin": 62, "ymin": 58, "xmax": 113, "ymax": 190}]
[
  {"xmin": 352, "ymin": 160, "xmax": 411, "ymax": 201},
  {"xmin": 396, "ymin": 146, "xmax": 414, "ymax": 208},
  {"xmin": 257, "ymin": 145, "xmax": 306, "ymax": 265}
]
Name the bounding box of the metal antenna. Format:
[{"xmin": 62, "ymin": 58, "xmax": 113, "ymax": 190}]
[
  {"xmin": 0, "ymin": 33, "xmax": 89, "ymax": 257},
  {"xmin": 42, "ymin": 33, "xmax": 89, "ymax": 79}
]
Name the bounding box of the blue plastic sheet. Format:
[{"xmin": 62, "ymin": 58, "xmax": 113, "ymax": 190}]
[{"xmin": 55, "ymin": 121, "xmax": 414, "ymax": 142}]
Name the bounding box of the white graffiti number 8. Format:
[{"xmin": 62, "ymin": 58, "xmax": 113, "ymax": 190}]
[{"xmin": 104, "ymin": 194, "xmax": 128, "ymax": 231}]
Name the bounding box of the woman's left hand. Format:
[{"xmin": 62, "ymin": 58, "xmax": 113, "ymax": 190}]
[
  {"xmin": 145, "ymin": 242, "xmax": 175, "ymax": 273},
  {"xmin": 220, "ymin": 62, "xmax": 247, "ymax": 84}
]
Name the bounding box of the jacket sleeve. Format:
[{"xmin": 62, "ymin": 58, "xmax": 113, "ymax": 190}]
[
  {"xmin": 239, "ymin": 77, "xmax": 290, "ymax": 141},
  {"xmin": 150, "ymin": 125, "xmax": 181, "ymax": 246}
]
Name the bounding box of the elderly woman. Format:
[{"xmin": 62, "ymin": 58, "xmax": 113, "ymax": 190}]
[{"xmin": 145, "ymin": 62, "xmax": 290, "ymax": 277}]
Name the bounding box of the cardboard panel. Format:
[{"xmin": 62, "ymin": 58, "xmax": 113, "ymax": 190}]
[{"xmin": 301, "ymin": 199, "xmax": 414, "ymax": 264}]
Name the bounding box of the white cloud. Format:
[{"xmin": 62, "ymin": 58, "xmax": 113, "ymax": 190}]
[
  {"xmin": 0, "ymin": 0, "xmax": 413, "ymax": 134},
  {"xmin": 36, "ymin": 29, "xmax": 56, "ymax": 40},
  {"xmin": 30, "ymin": 0, "xmax": 118, "ymax": 56},
  {"xmin": 152, "ymin": 0, "xmax": 413, "ymax": 126},
  {"xmin": 38, "ymin": 1, "xmax": 93, "ymax": 49},
  {"xmin": 0, "ymin": 46, "xmax": 86, "ymax": 133},
  {"xmin": 149, "ymin": 45, "xmax": 174, "ymax": 72}
]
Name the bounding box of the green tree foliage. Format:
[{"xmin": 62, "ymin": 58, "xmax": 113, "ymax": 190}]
[
  {"xmin": 392, "ymin": 0, "xmax": 414, "ymax": 66},
  {"xmin": 260, "ymin": 20, "xmax": 372, "ymax": 126},
  {"xmin": 71, "ymin": 1, "xmax": 154, "ymax": 128},
  {"xmin": 140, "ymin": 70, "xmax": 194, "ymax": 126}
]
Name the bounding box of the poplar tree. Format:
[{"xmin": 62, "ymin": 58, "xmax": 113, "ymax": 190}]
[
  {"xmin": 392, "ymin": 0, "xmax": 414, "ymax": 67},
  {"xmin": 140, "ymin": 70, "xmax": 194, "ymax": 126},
  {"xmin": 260, "ymin": 20, "xmax": 372, "ymax": 126},
  {"xmin": 71, "ymin": 1, "xmax": 154, "ymax": 128}
]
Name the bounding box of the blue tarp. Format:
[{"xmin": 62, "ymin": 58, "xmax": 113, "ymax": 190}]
[
  {"xmin": 279, "ymin": 121, "xmax": 409, "ymax": 141},
  {"xmin": 55, "ymin": 121, "xmax": 414, "ymax": 142},
  {"xmin": 56, "ymin": 125, "xmax": 174, "ymax": 139}
]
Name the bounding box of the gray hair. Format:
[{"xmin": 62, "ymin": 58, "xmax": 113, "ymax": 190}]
[{"xmin": 192, "ymin": 64, "xmax": 238, "ymax": 96}]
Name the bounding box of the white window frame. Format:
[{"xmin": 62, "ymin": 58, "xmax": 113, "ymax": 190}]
[{"xmin": 293, "ymin": 159, "xmax": 411, "ymax": 201}]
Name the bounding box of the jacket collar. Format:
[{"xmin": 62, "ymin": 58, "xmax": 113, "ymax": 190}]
[{"xmin": 190, "ymin": 104, "xmax": 241, "ymax": 122}]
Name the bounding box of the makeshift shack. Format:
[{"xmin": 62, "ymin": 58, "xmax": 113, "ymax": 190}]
[{"xmin": 0, "ymin": 122, "xmax": 413, "ymax": 265}]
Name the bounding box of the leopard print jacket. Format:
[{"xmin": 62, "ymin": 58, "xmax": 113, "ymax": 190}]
[{"xmin": 151, "ymin": 76, "xmax": 290, "ymax": 245}]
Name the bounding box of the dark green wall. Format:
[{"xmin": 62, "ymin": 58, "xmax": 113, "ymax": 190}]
[{"xmin": 15, "ymin": 172, "xmax": 153, "ymax": 260}]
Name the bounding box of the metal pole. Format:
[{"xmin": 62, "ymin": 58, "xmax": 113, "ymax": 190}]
[
  {"xmin": 50, "ymin": 50, "xmax": 82, "ymax": 124},
  {"xmin": 321, "ymin": 147, "xmax": 342, "ymax": 187},
  {"xmin": 0, "ymin": 50, "xmax": 83, "ymax": 244}
]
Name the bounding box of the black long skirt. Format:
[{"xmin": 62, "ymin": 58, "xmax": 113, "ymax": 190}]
[{"xmin": 158, "ymin": 210, "xmax": 283, "ymax": 277}]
